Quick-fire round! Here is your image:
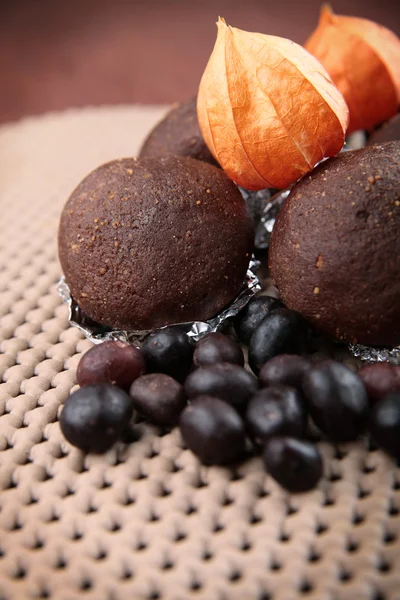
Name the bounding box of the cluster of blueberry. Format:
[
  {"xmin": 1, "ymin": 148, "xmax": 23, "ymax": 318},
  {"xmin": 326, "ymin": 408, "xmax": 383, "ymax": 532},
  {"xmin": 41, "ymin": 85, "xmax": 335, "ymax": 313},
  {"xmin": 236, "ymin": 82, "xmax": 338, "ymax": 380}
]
[{"xmin": 60, "ymin": 296, "xmax": 400, "ymax": 493}]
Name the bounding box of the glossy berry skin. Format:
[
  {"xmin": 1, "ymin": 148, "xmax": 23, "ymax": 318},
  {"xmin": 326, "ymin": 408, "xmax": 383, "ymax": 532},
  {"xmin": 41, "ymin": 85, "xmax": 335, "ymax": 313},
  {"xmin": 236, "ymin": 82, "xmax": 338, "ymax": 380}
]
[
  {"xmin": 369, "ymin": 393, "xmax": 400, "ymax": 459},
  {"xmin": 263, "ymin": 437, "xmax": 323, "ymax": 493},
  {"xmin": 60, "ymin": 384, "xmax": 133, "ymax": 453},
  {"xmin": 130, "ymin": 373, "xmax": 186, "ymax": 427},
  {"xmin": 77, "ymin": 341, "xmax": 146, "ymax": 390},
  {"xmin": 302, "ymin": 360, "xmax": 368, "ymax": 442},
  {"xmin": 248, "ymin": 308, "xmax": 309, "ymax": 375},
  {"xmin": 193, "ymin": 332, "xmax": 244, "ymax": 367},
  {"xmin": 259, "ymin": 354, "xmax": 311, "ymax": 389},
  {"xmin": 358, "ymin": 363, "xmax": 400, "ymax": 404},
  {"xmin": 246, "ymin": 385, "xmax": 307, "ymax": 445},
  {"xmin": 142, "ymin": 327, "xmax": 194, "ymax": 382},
  {"xmin": 233, "ymin": 295, "xmax": 284, "ymax": 345},
  {"xmin": 179, "ymin": 396, "xmax": 246, "ymax": 465},
  {"xmin": 184, "ymin": 362, "xmax": 259, "ymax": 413}
]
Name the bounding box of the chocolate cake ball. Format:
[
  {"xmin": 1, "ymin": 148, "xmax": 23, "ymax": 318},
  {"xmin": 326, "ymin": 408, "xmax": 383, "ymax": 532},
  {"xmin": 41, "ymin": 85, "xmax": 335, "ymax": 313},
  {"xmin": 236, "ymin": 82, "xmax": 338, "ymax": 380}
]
[
  {"xmin": 139, "ymin": 97, "xmax": 218, "ymax": 166},
  {"xmin": 269, "ymin": 141, "xmax": 400, "ymax": 346},
  {"xmin": 367, "ymin": 115, "xmax": 400, "ymax": 146},
  {"xmin": 58, "ymin": 155, "xmax": 254, "ymax": 330}
]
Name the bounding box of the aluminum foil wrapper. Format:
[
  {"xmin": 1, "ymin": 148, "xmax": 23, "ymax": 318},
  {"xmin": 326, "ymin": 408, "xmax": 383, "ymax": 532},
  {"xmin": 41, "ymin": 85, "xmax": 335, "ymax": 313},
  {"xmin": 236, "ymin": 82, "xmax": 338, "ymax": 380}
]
[
  {"xmin": 57, "ymin": 259, "xmax": 261, "ymax": 346},
  {"xmin": 239, "ymin": 187, "xmax": 290, "ymax": 250},
  {"xmin": 58, "ymin": 130, "xmax": 396, "ymax": 361},
  {"xmin": 349, "ymin": 343, "xmax": 400, "ymax": 365}
]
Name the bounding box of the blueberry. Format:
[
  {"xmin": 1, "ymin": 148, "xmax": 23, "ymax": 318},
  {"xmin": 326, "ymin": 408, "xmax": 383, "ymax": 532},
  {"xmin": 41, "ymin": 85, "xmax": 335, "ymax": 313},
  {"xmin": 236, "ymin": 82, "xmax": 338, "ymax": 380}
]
[
  {"xmin": 179, "ymin": 396, "xmax": 246, "ymax": 465},
  {"xmin": 246, "ymin": 386, "xmax": 307, "ymax": 445},
  {"xmin": 358, "ymin": 363, "xmax": 400, "ymax": 404},
  {"xmin": 130, "ymin": 373, "xmax": 186, "ymax": 427},
  {"xmin": 184, "ymin": 362, "xmax": 259, "ymax": 413},
  {"xmin": 77, "ymin": 341, "xmax": 146, "ymax": 390},
  {"xmin": 369, "ymin": 393, "xmax": 400, "ymax": 459},
  {"xmin": 248, "ymin": 308, "xmax": 309, "ymax": 375},
  {"xmin": 193, "ymin": 332, "xmax": 244, "ymax": 367},
  {"xmin": 302, "ymin": 360, "xmax": 368, "ymax": 442},
  {"xmin": 259, "ymin": 354, "xmax": 312, "ymax": 389},
  {"xmin": 263, "ymin": 437, "xmax": 323, "ymax": 493},
  {"xmin": 60, "ymin": 384, "xmax": 133, "ymax": 453},
  {"xmin": 233, "ymin": 296, "xmax": 284, "ymax": 345},
  {"xmin": 142, "ymin": 327, "xmax": 194, "ymax": 382}
]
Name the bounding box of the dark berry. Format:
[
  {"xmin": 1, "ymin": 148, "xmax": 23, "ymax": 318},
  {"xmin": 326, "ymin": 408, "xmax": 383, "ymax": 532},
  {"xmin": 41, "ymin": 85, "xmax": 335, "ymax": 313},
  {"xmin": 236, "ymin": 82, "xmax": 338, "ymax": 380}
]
[
  {"xmin": 60, "ymin": 384, "xmax": 133, "ymax": 453},
  {"xmin": 130, "ymin": 374, "xmax": 186, "ymax": 427},
  {"xmin": 248, "ymin": 308, "xmax": 309, "ymax": 375},
  {"xmin": 246, "ymin": 386, "xmax": 307, "ymax": 445},
  {"xmin": 193, "ymin": 332, "xmax": 244, "ymax": 368},
  {"xmin": 259, "ymin": 354, "xmax": 311, "ymax": 389},
  {"xmin": 77, "ymin": 341, "xmax": 146, "ymax": 390},
  {"xmin": 358, "ymin": 363, "xmax": 400, "ymax": 404},
  {"xmin": 263, "ymin": 437, "xmax": 323, "ymax": 493},
  {"xmin": 184, "ymin": 363, "xmax": 259, "ymax": 413},
  {"xmin": 302, "ymin": 360, "xmax": 368, "ymax": 442},
  {"xmin": 369, "ymin": 393, "xmax": 400, "ymax": 459},
  {"xmin": 233, "ymin": 296, "xmax": 284, "ymax": 345},
  {"xmin": 142, "ymin": 327, "xmax": 194, "ymax": 382},
  {"xmin": 179, "ymin": 396, "xmax": 246, "ymax": 465}
]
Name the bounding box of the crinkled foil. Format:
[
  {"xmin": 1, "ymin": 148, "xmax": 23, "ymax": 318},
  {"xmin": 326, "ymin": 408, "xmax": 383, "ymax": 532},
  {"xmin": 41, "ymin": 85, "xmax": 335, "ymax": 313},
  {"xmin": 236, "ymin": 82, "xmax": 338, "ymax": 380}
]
[
  {"xmin": 349, "ymin": 343, "xmax": 400, "ymax": 365},
  {"xmin": 57, "ymin": 259, "xmax": 261, "ymax": 346},
  {"xmin": 240, "ymin": 187, "xmax": 290, "ymax": 249},
  {"xmin": 58, "ymin": 130, "xmax": 397, "ymax": 362}
]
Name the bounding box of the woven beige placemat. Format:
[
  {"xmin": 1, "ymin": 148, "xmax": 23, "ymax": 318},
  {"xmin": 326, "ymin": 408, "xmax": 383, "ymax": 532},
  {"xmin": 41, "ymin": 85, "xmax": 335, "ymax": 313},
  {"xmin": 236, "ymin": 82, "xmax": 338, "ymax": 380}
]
[{"xmin": 0, "ymin": 106, "xmax": 400, "ymax": 600}]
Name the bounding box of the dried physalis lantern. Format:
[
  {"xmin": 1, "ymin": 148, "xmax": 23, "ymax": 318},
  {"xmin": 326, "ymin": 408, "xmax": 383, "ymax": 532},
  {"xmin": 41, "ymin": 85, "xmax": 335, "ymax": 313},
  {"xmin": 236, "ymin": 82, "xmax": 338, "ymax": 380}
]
[
  {"xmin": 305, "ymin": 5, "xmax": 400, "ymax": 133},
  {"xmin": 197, "ymin": 18, "xmax": 349, "ymax": 190}
]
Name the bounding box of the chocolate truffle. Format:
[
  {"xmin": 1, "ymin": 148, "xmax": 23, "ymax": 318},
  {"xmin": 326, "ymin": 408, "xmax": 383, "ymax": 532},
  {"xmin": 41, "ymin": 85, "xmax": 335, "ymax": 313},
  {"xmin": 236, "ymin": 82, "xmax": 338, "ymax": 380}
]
[
  {"xmin": 139, "ymin": 97, "xmax": 218, "ymax": 166},
  {"xmin": 58, "ymin": 155, "xmax": 254, "ymax": 330},
  {"xmin": 269, "ymin": 141, "xmax": 400, "ymax": 346},
  {"xmin": 367, "ymin": 114, "xmax": 400, "ymax": 146}
]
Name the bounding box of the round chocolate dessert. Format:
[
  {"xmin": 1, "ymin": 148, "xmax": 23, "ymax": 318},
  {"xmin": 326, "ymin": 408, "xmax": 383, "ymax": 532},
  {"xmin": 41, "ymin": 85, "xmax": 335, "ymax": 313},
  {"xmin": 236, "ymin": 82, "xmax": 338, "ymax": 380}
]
[
  {"xmin": 367, "ymin": 114, "xmax": 400, "ymax": 146},
  {"xmin": 139, "ymin": 97, "xmax": 218, "ymax": 166},
  {"xmin": 269, "ymin": 141, "xmax": 400, "ymax": 346},
  {"xmin": 58, "ymin": 155, "xmax": 254, "ymax": 330}
]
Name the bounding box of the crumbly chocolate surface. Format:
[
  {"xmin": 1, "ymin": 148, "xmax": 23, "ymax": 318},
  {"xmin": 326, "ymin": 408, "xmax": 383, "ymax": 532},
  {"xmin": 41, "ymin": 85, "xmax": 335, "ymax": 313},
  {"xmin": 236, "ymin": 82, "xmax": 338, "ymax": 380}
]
[
  {"xmin": 269, "ymin": 141, "xmax": 400, "ymax": 346},
  {"xmin": 58, "ymin": 154, "xmax": 254, "ymax": 330},
  {"xmin": 139, "ymin": 97, "xmax": 218, "ymax": 166}
]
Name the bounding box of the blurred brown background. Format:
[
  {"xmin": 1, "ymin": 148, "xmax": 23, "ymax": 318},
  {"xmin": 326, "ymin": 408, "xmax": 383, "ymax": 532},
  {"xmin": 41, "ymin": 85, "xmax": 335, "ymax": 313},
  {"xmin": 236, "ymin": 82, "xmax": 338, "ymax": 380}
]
[{"xmin": 1, "ymin": 0, "xmax": 399, "ymax": 124}]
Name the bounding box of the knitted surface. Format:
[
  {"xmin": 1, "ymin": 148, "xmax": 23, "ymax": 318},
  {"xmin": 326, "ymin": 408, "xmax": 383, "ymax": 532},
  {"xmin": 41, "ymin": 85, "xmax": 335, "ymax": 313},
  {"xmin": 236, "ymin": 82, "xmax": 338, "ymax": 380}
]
[{"xmin": 0, "ymin": 107, "xmax": 399, "ymax": 600}]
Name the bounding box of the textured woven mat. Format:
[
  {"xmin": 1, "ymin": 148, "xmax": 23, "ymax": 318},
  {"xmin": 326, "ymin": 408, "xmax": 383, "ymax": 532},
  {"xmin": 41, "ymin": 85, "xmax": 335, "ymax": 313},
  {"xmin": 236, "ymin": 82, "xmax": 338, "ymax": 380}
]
[{"xmin": 1, "ymin": 107, "xmax": 400, "ymax": 600}]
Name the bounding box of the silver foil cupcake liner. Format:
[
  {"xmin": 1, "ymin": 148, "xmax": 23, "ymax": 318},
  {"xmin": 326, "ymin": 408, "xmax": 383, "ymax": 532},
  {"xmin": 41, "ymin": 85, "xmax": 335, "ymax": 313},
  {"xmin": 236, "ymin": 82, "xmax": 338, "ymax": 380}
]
[
  {"xmin": 57, "ymin": 259, "xmax": 261, "ymax": 346},
  {"xmin": 58, "ymin": 129, "xmax": 396, "ymax": 362},
  {"xmin": 348, "ymin": 343, "xmax": 400, "ymax": 365}
]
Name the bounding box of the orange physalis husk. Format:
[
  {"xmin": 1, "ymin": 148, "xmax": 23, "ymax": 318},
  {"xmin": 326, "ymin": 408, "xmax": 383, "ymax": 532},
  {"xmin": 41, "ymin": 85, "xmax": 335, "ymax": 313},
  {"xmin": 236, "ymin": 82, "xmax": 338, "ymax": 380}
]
[
  {"xmin": 197, "ymin": 17, "xmax": 349, "ymax": 191},
  {"xmin": 305, "ymin": 5, "xmax": 400, "ymax": 134}
]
